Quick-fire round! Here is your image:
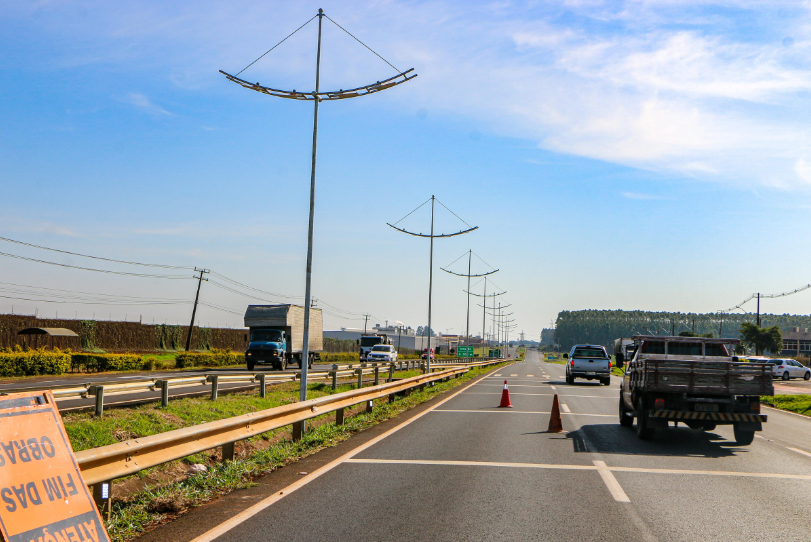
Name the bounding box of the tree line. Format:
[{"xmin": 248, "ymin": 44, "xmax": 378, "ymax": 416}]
[{"xmin": 553, "ymin": 309, "xmax": 808, "ymax": 352}]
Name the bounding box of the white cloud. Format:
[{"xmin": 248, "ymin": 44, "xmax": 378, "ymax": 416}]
[
  {"xmin": 622, "ymin": 192, "xmax": 666, "ymax": 200},
  {"xmin": 9, "ymin": 0, "xmax": 811, "ymax": 189},
  {"xmin": 121, "ymin": 93, "xmax": 172, "ymax": 116}
]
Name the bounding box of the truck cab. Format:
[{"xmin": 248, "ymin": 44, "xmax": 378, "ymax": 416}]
[{"xmin": 245, "ymin": 328, "xmax": 288, "ymax": 371}]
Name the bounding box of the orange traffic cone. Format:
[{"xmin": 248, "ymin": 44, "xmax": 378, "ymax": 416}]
[
  {"xmin": 499, "ymin": 380, "xmax": 513, "ymax": 408},
  {"xmin": 547, "ymin": 394, "xmax": 563, "ymax": 433}
]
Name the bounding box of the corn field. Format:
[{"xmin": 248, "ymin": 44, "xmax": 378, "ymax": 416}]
[{"xmin": 0, "ymin": 314, "xmax": 247, "ymax": 352}]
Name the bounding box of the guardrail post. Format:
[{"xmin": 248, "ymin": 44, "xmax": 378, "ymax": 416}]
[
  {"xmin": 356, "ymin": 368, "xmax": 363, "ymax": 389},
  {"xmin": 221, "ymin": 441, "xmax": 235, "ymax": 462},
  {"xmin": 292, "ymin": 421, "xmax": 304, "ymax": 441},
  {"xmin": 332, "ymin": 364, "xmax": 338, "ymax": 390},
  {"xmin": 258, "ymin": 374, "xmax": 266, "ymax": 398},
  {"xmin": 91, "ymin": 386, "xmax": 104, "ymax": 417},
  {"xmin": 92, "ymin": 480, "xmax": 113, "ymax": 521},
  {"xmin": 155, "ymin": 380, "xmax": 169, "ymax": 407},
  {"xmin": 388, "ymin": 363, "xmax": 395, "ymax": 383},
  {"xmin": 336, "ymin": 407, "xmax": 345, "ymax": 425},
  {"xmin": 209, "ymin": 375, "xmax": 219, "ymax": 401},
  {"xmin": 374, "ymin": 365, "xmax": 380, "ymax": 386},
  {"xmin": 420, "ymin": 363, "xmax": 426, "ymax": 374},
  {"xmin": 366, "ymin": 399, "xmax": 373, "ymax": 413}
]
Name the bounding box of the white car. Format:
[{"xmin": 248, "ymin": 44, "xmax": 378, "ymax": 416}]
[
  {"xmin": 768, "ymin": 358, "xmax": 811, "ymax": 381},
  {"xmin": 367, "ymin": 345, "xmax": 398, "ymax": 363}
]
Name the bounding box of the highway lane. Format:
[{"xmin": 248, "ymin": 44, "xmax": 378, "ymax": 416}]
[{"xmin": 143, "ymin": 348, "xmax": 811, "ymax": 541}]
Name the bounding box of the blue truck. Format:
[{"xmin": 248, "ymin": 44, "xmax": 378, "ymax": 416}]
[{"xmin": 243, "ymin": 304, "xmax": 323, "ymax": 371}]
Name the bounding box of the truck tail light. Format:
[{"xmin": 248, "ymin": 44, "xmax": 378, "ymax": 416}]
[
  {"xmin": 608, "ymin": 361, "xmax": 612, "ymax": 369},
  {"xmin": 654, "ymin": 398, "xmax": 665, "ymax": 410},
  {"xmin": 570, "ymin": 359, "xmax": 574, "ymax": 367}
]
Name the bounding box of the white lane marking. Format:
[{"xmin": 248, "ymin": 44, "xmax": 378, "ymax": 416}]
[
  {"xmin": 561, "ymin": 404, "xmax": 571, "ymax": 413},
  {"xmin": 788, "ymin": 447, "xmax": 811, "ymax": 458},
  {"xmin": 550, "ymin": 386, "xmax": 556, "ymax": 390},
  {"xmin": 510, "ymin": 374, "xmax": 518, "ymax": 377},
  {"xmin": 187, "ymin": 364, "xmax": 511, "ymax": 542},
  {"xmin": 475, "ymin": 383, "xmax": 552, "ymax": 388},
  {"xmin": 431, "ymin": 409, "xmax": 614, "ymax": 417},
  {"xmin": 344, "ymin": 458, "xmax": 811, "ymax": 481},
  {"xmin": 463, "ymin": 392, "xmax": 615, "ymax": 399},
  {"xmin": 526, "ymin": 375, "xmax": 534, "ymax": 377},
  {"xmin": 593, "ymin": 460, "xmax": 630, "ymax": 503},
  {"xmin": 495, "ymin": 374, "xmax": 502, "ymax": 376}
]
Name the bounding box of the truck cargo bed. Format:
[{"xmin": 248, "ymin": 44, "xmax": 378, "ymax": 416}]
[{"xmin": 629, "ymin": 355, "xmax": 773, "ymax": 396}]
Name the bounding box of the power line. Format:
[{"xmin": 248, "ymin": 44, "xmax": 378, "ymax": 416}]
[
  {"xmin": 0, "ymin": 251, "xmax": 193, "ymax": 279},
  {"xmin": 0, "ymin": 236, "xmax": 194, "ymax": 269}
]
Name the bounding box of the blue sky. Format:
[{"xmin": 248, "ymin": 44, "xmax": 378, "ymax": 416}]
[{"xmin": 2, "ymin": 0, "xmax": 811, "ymax": 339}]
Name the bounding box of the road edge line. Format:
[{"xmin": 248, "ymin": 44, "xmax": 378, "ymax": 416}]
[{"xmin": 188, "ymin": 361, "xmax": 513, "ymax": 542}]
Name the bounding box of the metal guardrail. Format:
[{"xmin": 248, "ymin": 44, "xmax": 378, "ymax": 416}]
[
  {"xmin": 0, "ymin": 358, "xmax": 502, "ymax": 416},
  {"xmin": 75, "ymin": 358, "xmax": 507, "ymax": 486}
]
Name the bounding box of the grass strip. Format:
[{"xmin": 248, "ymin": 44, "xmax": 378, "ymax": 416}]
[
  {"xmin": 760, "ymin": 394, "xmax": 811, "ymax": 416},
  {"xmin": 69, "ymin": 363, "xmax": 507, "ymax": 541}
]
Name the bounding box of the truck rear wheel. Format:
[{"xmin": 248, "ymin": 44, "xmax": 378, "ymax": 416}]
[
  {"xmin": 635, "ymin": 397, "xmax": 655, "ymax": 440},
  {"xmin": 733, "ymin": 424, "xmax": 755, "ymax": 445},
  {"xmin": 619, "ymin": 394, "xmax": 633, "ymax": 427}
]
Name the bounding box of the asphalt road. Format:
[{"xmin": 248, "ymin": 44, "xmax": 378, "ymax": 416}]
[{"xmin": 141, "ymin": 349, "xmax": 811, "ymax": 542}]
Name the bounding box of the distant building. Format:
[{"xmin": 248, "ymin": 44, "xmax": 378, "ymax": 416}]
[
  {"xmin": 781, "ymin": 327, "xmax": 811, "ymax": 356},
  {"xmin": 323, "ymin": 324, "xmax": 452, "ymax": 353}
]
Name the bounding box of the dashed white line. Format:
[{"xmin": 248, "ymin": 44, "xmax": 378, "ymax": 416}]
[
  {"xmin": 343, "ymin": 458, "xmax": 811, "ymax": 481},
  {"xmin": 561, "ymin": 404, "xmax": 571, "ymax": 413},
  {"xmin": 593, "ymin": 460, "xmax": 630, "ymax": 503}
]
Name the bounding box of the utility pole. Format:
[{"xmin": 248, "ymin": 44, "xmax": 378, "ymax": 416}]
[
  {"xmin": 389, "ymin": 196, "xmax": 477, "ymax": 373},
  {"xmin": 442, "ymin": 250, "xmax": 497, "ymax": 346},
  {"xmin": 185, "ymin": 268, "xmax": 209, "ymax": 351},
  {"xmin": 363, "ymin": 313, "xmax": 371, "ymax": 334},
  {"xmin": 756, "ymin": 293, "xmax": 761, "ymax": 327},
  {"xmin": 223, "ymin": 8, "xmax": 415, "ymax": 435}
]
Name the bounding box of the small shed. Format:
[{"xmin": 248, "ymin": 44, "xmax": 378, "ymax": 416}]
[{"xmin": 18, "ymin": 328, "xmax": 80, "ymax": 350}]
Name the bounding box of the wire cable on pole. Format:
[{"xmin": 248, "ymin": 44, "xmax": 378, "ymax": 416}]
[
  {"xmin": 235, "ymin": 15, "xmax": 318, "ymax": 76},
  {"xmin": 323, "ymin": 14, "xmax": 400, "ymax": 73}
]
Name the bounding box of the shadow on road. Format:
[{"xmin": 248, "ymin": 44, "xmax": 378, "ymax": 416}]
[{"xmin": 567, "ymin": 423, "xmax": 748, "ymax": 458}]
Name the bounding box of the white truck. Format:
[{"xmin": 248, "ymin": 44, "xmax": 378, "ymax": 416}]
[
  {"xmin": 244, "ymin": 304, "xmax": 323, "ymax": 371},
  {"xmin": 359, "ymin": 333, "xmax": 392, "ymax": 361}
]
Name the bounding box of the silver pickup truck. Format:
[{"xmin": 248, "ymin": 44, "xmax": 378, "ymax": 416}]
[{"xmin": 565, "ymin": 344, "xmax": 612, "ymax": 385}]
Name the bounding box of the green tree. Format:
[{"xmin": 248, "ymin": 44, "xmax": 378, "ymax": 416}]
[{"xmin": 739, "ymin": 323, "xmax": 782, "ymax": 355}]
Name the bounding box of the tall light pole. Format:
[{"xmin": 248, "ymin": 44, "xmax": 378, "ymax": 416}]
[
  {"xmin": 442, "ymin": 250, "xmax": 497, "ymax": 346},
  {"xmin": 466, "ymin": 276, "xmax": 505, "ymax": 353},
  {"xmin": 389, "ymin": 196, "xmax": 477, "ymax": 373},
  {"xmin": 222, "ymin": 9, "xmax": 416, "ymax": 428}
]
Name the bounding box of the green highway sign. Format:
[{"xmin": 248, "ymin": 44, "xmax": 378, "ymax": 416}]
[
  {"xmin": 458, "ymin": 346, "xmax": 474, "ymax": 358},
  {"xmin": 488, "ymin": 348, "xmax": 501, "ymax": 358}
]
